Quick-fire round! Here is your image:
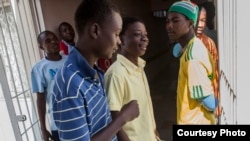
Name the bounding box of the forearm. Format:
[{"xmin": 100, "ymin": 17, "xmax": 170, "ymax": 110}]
[
  {"xmin": 37, "ymin": 93, "xmax": 47, "ymax": 130},
  {"xmin": 116, "ymin": 130, "xmax": 130, "ymax": 141},
  {"xmin": 91, "ymin": 100, "xmax": 139, "ymax": 141},
  {"xmin": 111, "ymin": 111, "xmax": 130, "ymax": 141}
]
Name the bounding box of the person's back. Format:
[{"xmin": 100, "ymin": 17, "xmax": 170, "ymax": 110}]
[{"xmin": 31, "ymin": 30, "xmax": 67, "ymax": 141}]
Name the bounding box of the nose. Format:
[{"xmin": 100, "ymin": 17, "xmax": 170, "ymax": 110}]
[
  {"xmin": 117, "ymin": 36, "xmax": 121, "ymax": 46},
  {"xmin": 166, "ymin": 21, "xmax": 172, "ymax": 31},
  {"xmin": 65, "ymin": 29, "xmax": 71, "ymax": 34},
  {"xmin": 141, "ymin": 34, "xmax": 149, "ymax": 42}
]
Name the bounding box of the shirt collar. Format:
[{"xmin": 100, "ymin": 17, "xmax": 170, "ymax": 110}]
[
  {"xmin": 68, "ymin": 47, "xmax": 104, "ymax": 79},
  {"xmin": 116, "ymin": 54, "xmax": 146, "ymax": 74}
]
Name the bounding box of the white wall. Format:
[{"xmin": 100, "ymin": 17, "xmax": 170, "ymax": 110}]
[
  {"xmin": 236, "ymin": 0, "xmax": 250, "ymax": 124},
  {"xmin": 217, "ymin": 0, "xmax": 250, "ymax": 124}
]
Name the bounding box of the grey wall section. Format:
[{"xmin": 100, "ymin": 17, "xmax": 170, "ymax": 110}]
[{"xmin": 40, "ymin": 0, "xmax": 81, "ymax": 38}]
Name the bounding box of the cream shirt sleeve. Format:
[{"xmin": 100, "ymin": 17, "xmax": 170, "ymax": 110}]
[
  {"xmin": 104, "ymin": 73, "xmax": 125, "ymax": 111},
  {"xmin": 188, "ymin": 44, "xmax": 214, "ymax": 99}
]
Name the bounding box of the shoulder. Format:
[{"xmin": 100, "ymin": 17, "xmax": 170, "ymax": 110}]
[
  {"xmin": 106, "ymin": 60, "xmax": 126, "ymax": 76},
  {"xmin": 105, "ymin": 62, "xmax": 128, "ymax": 85},
  {"xmin": 58, "ymin": 63, "xmax": 79, "ymax": 81},
  {"xmin": 206, "ymin": 36, "xmax": 217, "ymax": 49},
  {"xmin": 31, "ymin": 58, "xmax": 46, "ymax": 71},
  {"xmin": 191, "ymin": 38, "xmax": 210, "ymax": 58},
  {"xmin": 61, "ymin": 54, "xmax": 68, "ymax": 60},
  {"xmin": 54, "ymin": 67, "xmax": 83, "ymax": 98}
]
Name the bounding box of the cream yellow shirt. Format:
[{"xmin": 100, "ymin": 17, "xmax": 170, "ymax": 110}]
[
  {"xmin": 105, "ymin": 54, "xmax": 158, "ymax": 141},
  {"xmin": 177, "ymin": 37, "xmax": 216, "ymax": 124}
]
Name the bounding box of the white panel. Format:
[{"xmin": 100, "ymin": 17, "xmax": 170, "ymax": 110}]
[
  {"xmin": 0, "ymin": 99, "xmax": 16, "ymax": 141},
  {"xmin": 217, "ymin": 0, "xmax": 237, "ymax": 124},
  {"xmin": 236, "ymin": 0, "xmax": 250, "ymax": 124}
]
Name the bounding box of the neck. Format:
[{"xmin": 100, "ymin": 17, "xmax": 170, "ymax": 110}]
[
  {"xmin": 120, "ymin": 50, "xmax": 138, "ymax": 66},
  {"xmin": 179, "ymin": 30, "xmax": 195, "ymax": 48},
  {"xmin": 46, "ymin": 53, "xmax": 62, "ymax": 61},
  {"xmin": 65, "ymin": 40, "xmax": 75, "ymax": 45},
  {"xmin": 76, "ymin": 40, "xmax": 98, "ymax": 68}
]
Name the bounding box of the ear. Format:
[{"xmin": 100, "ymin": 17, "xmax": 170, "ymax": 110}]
[
  {"xmin": 89, "ymin": 23, "xmax": 100, "ymax": 39},
  {"xmin": 39, "ymin": 45, "xmax": 44, "ymax": 50},
  {"xmin": 189, "ymin": 20, "xmax": 195, "ymax": 29}
]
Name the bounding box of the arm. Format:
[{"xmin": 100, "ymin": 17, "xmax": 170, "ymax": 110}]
[
  {"xmin": 208, "ymin": 39, "xmax": 220, "ymax": 115},
  {"xmin": 37, "ymin": 92, "xmax": 52, "ymax": 141},
  {"xmin": 31, "ymin": 66, "xmax": 52, "ymax": 141},
  {"xmin": 110, "ymin": 111, "xmax": 131, "ymax": 141},
  {"xmin": 91, "ymin": 100, "xmax": 139, "ymax": 141},
  {"xmin": 210, "ymin": 38, "xmax": 220, "ymax": 100},
  {"xmin": 212, "ymin": 43, "xmax": 221, "ymax": 117}
]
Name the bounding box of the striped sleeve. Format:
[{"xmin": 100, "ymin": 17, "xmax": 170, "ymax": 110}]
[{"xmin": 187, "ymin": 43, "xmax": 214, "ymax": 99}]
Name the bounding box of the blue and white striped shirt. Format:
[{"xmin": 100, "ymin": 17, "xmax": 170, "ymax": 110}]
[{"xmin": 52, "ymin": 47, "xmax": 117, "ymax": 141}]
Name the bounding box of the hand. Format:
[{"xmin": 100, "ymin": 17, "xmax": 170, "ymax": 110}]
[
  {"xmin": 41, "ymin": 129, "xmax": 53, "ymax": 141},
  {"xmin": 120, "ymin": 100, "xmax": 139, "ymax": 122}
]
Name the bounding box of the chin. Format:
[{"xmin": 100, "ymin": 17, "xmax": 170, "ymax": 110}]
[
  {"xmin": 103, "ymin": 54, "xmax": 112, "ymax": 59},
  {"xmin": 139, "ymin": 52, "xmax": 146, "ymax": 57},
  {"xmin": 169, "ymin": 37, "xmax": 177, "ymax": 42}
]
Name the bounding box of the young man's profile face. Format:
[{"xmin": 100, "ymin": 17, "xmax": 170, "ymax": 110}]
[
  {"xmin": 94, "ymin": 11, "xmax": 122, "ymax": 59},
  {"xmin": 166, "ymin": 12, "xmax": 191, "ymax": 41}
]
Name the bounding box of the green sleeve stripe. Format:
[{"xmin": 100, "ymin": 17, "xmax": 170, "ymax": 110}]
[
  {"xmin": 199, "ymin": 85, "xmax": 203, "ymax": 97},
  {"xmin": 192, "ymin": 85, "xmax": 204, "ymax": 99},
  {"xmin": 188, "ymin": 43, "xmax": 194, "ymax": 60},
  {"xmin": 185, "ymin": 43, "xmax": 194, "ymax": 61}
]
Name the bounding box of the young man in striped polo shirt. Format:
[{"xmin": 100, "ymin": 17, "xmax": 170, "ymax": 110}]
[{"xmin": 52, "ymin": 0, "xmax": 139, "ymax": 140}]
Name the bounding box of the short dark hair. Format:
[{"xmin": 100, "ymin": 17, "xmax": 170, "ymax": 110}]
[
  {"xmin": 74, "ymin": 0, "xmax": 120, "ymax": 36},
  {"xmin": 200, "ymin": 2, "xmax": 215, "ymax": 29},
  {"xmin": 37, "ymin": 30, "xmax": 55, "ymax": 45},
  {"xmin": 58, "ymin": 22, "xmax": 73, "ymax": 32},
  {"xmin": 120, "ymin": 16, "xmax": 144, "ymax": 36}
]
